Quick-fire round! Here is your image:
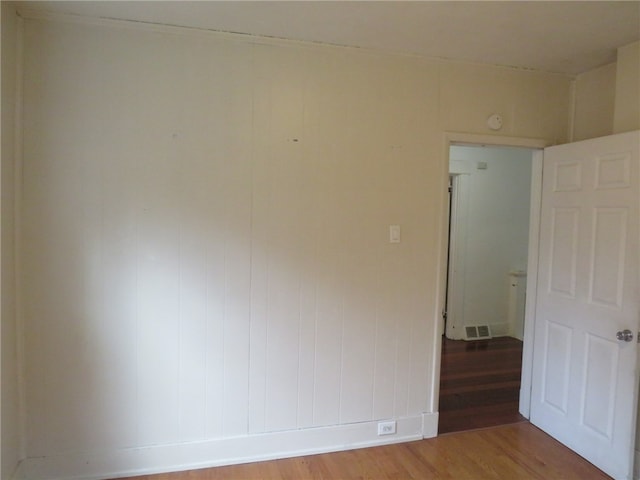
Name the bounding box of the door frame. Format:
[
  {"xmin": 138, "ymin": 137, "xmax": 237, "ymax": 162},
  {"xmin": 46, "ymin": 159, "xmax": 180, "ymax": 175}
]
[
  {"xmin": 430, "ymin": 132, "xmax": 548, "ymax": 424},
  {"xmin": 445, "ymin": 172, "xmax": 469, "ymax": 340}
]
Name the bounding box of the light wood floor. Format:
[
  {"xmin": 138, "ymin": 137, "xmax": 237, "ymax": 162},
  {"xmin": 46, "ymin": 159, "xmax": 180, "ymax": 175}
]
[{"xmin": 115, "ymin": 422, "xmax": 610, "ymax": 479}]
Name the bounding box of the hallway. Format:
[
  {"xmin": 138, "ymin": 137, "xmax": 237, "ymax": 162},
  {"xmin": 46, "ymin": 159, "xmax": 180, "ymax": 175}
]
[{"xmin": 439, "ymin": 336, "xmax": 525, "ymax": 434}]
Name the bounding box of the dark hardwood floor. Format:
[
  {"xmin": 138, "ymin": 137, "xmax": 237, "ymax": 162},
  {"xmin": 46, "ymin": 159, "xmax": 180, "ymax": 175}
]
[{"xmin": 439, "ymin": 335, "xmax": 526, "ymax": 434}]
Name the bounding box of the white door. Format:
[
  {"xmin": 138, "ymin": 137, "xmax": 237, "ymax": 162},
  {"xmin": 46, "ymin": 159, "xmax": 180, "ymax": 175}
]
[{"xmin": 530, "ymin": 130, "xmax": 640, "ymax": 479}]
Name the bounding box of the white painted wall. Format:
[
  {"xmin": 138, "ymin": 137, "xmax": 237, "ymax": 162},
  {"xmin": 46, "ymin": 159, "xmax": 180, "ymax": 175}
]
[
  {"xmin": 1, "ymin": 3, "xmax": 22, "ymax": 479},
  {"xmin": 572, "ymin": 40, "xmax": 640, "ymax": 142},
  {"xmin": 614, "ymin": 41, "xmax": 640, "ymax": 134},
  {"xmin": 14, "ymin": 12, "xmax": 573, "ymax": 480},
  {"xmin": 19, "ymin": 17, "xmax": 438, "ymax": 474},
  {"xmin": 572, "ymin": 63, "xmax": 616, "ymax": 141},
  {"xmin": 447, "ymin": 146, "xmax": 532, "ymax": 340}
]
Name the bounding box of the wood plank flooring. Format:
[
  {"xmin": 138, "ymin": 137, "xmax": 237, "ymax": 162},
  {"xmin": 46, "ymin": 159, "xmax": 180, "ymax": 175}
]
[
  {"xmin": 438, "ymin": 336, "xmax": 525, "ymax": 434},
  {"xmin": 114, "ymin": 422, "xmax": 609, "ymax": 479}
]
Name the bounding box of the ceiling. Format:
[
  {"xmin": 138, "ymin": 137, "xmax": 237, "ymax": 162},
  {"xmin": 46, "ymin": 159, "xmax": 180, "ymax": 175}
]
[{"xmin": 17, "ymin": 1, "xmax": 640, "ymax": 75}]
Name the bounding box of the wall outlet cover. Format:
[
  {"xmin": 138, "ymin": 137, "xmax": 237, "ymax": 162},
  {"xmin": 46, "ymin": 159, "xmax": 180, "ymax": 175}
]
[{"xmin": 377, "ymin": 421, "xmax": 397, "ymax": 435}]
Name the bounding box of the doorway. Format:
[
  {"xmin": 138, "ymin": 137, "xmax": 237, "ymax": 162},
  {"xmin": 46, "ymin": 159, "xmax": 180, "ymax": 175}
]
[{"xmin": 439, "ymin": 143, "xmax": 536, "ymax": 434}]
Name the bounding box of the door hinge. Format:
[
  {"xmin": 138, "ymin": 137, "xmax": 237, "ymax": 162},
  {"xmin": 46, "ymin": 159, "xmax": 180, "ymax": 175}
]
[{"xmin": 442, "ymin": 309, "xmax": 447, "ymax": 320}]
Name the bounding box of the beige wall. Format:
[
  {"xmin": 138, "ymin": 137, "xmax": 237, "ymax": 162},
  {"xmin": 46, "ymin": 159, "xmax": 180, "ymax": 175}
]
[
  {"xmin": 614, "ymin": 41, "xmax": 640, "ymax": 133},
  {"xmin": 1, "ymin": 3, "xmax": 21, "ymax": 480},
  {"xmin": 571, "ymin": 41, "xmax": 640, "ymax": 141},
  {"xmin": 439, "ymin": 62, "xmax": 570, "ymax": 143},
  {"xmin": 15, "ymin": 13, "xmax": 573, "ymax": 480},
  {"xmin": 1, "ymin": 2, "xmax": 22, "ymax": 479},
  {"xmin": 573, "ymin": 63, "xmax": 616, "ymax": 141}
]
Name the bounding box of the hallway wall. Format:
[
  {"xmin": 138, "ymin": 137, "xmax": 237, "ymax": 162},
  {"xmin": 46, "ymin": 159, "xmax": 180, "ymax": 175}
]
[{"xmin": 447, "ymin": 146, "xmax": 532, "ymax": 339}]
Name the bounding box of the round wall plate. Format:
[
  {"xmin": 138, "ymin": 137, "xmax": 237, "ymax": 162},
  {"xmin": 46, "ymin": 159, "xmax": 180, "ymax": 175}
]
[{"xmin": 487, "ymin": 113, "xmax": 503, "ymax": 130}]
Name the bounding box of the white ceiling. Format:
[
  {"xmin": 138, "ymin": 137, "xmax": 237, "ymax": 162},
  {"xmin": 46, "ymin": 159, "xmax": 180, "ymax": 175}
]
[{"xmin": 17, "ymin": 1, "xmax": 640, "ymax": 75}]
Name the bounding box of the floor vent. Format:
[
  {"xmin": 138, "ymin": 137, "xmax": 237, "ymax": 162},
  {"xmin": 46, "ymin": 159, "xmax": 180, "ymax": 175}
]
[{"xmin": 464, "ymin": 325, "xmax": 492, "ymax": 340}]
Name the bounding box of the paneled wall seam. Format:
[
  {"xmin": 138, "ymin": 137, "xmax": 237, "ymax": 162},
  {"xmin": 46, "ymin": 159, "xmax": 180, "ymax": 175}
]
[{"xmin": 13, "ymin": 10, "xmax": 27, "ymax": 463}]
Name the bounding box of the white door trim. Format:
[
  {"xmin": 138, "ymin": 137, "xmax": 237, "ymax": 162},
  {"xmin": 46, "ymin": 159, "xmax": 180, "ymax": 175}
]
[
  {"xmin": 519, "ymin": 149, "xmax": 544, "ymax": 418},
  {"xmin": 445, "ymin": 173, "xmax": 469, "ymax": 340},
  {"xmin": 431, "ymin": 132, "xmax": 548, "ymax": 422}
]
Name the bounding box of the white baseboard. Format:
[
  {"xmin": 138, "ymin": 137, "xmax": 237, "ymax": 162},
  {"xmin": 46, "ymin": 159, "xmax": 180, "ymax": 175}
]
[
  {"xmin": 422, "ymin": 411, "xmax": 439, "ymax": 438},
  {"xmin": 15, "ymin": 414, "xmax": 437, "ymax": 480},
  {"xmin": 489, "ymin": 322, "xmax": 510, "ymax": 337}
]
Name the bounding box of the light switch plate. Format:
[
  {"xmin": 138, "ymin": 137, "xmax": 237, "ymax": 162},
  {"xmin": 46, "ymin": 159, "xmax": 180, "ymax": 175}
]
[{"xmin": 389, "ymin": 225, "xmax": 401, "ymax": 243}]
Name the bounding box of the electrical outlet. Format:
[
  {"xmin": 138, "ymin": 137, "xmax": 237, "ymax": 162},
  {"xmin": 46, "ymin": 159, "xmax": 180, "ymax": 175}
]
[{"xmin": 377, "ymin": 420, "xmax": 396, "ymax": 436}]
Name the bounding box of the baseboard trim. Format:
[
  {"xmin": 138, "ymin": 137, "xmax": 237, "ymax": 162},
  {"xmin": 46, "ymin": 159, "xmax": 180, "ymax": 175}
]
[
  {"xmin": 422, "ymin": 411, "xmax": 439, "ymax": 438},
  {"xmin": 15, "ymin": 415, "xmax": 433, "ymax": 480},
  {"xmin": 488, "ymin": 322, "xmax": 510, "ymax": 337}
]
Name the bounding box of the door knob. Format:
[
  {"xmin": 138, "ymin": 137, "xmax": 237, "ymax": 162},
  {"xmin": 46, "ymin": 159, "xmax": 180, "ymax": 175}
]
[{"xmin": 616, "ymin": 329, "xmax": 634, "ymax": 342}]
